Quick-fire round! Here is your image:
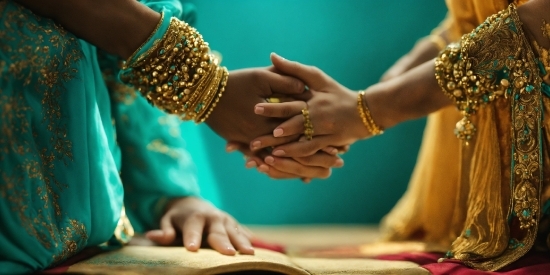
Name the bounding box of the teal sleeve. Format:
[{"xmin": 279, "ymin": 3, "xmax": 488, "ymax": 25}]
[
  {"xmin": 105, "ymin": 1, "xmax": 201, "ymax": 233},
  {"xmin": 113, "ymin": 95, "xmax": 201, "ymax": 233},
  {"xmin": 140, "ymin": 0, "xmax": 197, "ymax": 25}
]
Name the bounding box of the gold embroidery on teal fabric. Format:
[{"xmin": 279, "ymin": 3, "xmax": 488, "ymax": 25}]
[
  {"xmin": 147, "ymin": 139, "xmax": 182, "ymax": 160},
  {"xmin": 435, "ymin": 5, "xmax": 543, "ymax": 270},
  {"xmin": 0, "ymin": 2, "xmax": 87, "ymax": 266}
]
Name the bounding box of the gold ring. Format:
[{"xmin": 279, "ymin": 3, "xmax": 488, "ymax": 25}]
[{"xmin": 302, "ymin": 108, "xmax": 314, "ymax": 140}]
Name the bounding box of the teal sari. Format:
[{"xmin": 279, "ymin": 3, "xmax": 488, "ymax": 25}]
[{"xmin": 0, "ymin": 1, "xmax": 200, "ymax": 273}]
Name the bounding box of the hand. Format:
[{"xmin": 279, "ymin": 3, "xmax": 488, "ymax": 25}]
[
  {"xmin": 145, "ymin": 197, "xmax": 254, "ymax": 255},
  {"xmin": 225, "ymin": 141, "xmax": 344, "ymax": 183},
  {"xmin": 205, "ymin": 68, "xmax": 306, "ymax": 144},
  {"xmin": 249, "ymin": 53, "xmax": 370, "ymax": 157}
]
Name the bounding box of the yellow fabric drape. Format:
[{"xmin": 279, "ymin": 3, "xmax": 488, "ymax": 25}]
[{"xmin": 380, "ymin": 1, "xmax": 550, "ymax": 271}]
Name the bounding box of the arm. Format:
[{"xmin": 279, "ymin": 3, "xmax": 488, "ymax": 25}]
[
  {"xmin": 380, "ymin": 31, "xmax": 449, "ymax": 82},
  {"xmin": 14, "ymin": 0, "xmax": 160, "ymax": 59},
  {"xmin": 247, "ymin": 54, "xmax": 452, "ymax": 157},
  {"xmin": 251, "ymin": 0, "xmax": 550, "ymax": 158}
]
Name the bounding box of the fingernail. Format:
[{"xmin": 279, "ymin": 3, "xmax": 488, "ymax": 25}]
[
  {"xmin": 255, "ymin": 106, "xmax": 264, "ymax": 114},
  {"xmin": 272, "ymin": 150, "xmax": 285, "ymax": 156},
  {"xmin": 298, "ymin": 136, "xmax": 307, "ymax": 142},
  {"xmin": 258, "ymin": 165, "xmax": 269, "ymax": 172},
  {"xmin": 246, "ymin": 160, "xmax": 257, "ymax": 168},
  {"xmin": 226, "ymin": 145, "xmax": 237, "ymax": 152},
  {"xmin": 265, "ymin": 156, "xmax": 275, "ymax": 165},
  {"xmin": 188, "ymin": 242, "xmax": 197, "ymax": 248},
  {"xmin": 329, "ymin": 148, "xmax": 338, "ymax": 155},
  {"xmin": 304, "ymin": 85, "xmax": 310, "ymax": 91},
  {"xmin": 273, "ymin": 128, "xmax": 284, "ymax": 137},
  {"xmin": 227, "ymin": 246, "xmax": 236, "ymax": 253},
  {"xmin": 335, "ymin": 159, "xmax": 344, "ymax": 167},
  {"xmin": 251, "ymin": 141, "xmax": 261, "ymax": 150}
]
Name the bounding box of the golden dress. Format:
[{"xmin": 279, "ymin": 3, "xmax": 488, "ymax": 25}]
[{"xmin": 381, "ymin": 1, "xmax": 550, "ymax": 271}]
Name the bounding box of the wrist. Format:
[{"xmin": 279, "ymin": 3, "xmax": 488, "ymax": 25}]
[
  {"xmin": 362, "ymin": 82, "xmax": 402, "ymax": 131},
  {"xmin": 356, "ymin": 90, "xmax": 384, "ymax": 138}
]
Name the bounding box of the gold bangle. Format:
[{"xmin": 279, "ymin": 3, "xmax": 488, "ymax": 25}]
[
  {"xmin": 357, "ymin": 91, "xmax": 383, "ymax": 136},
  {"xmin": 425, "ymin": 34, "xmax": 447, "ymax": 52},
  {"xmin": 120, "ymin": 17, "xmax": 228, "ymax": 123}
]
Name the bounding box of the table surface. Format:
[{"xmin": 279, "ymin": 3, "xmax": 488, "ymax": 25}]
[{"xmin": 249, "ymin": 224, "xmax": 381, "ymax": 250}]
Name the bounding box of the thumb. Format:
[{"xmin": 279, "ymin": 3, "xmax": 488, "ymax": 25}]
[
  {"xmin": 146, "ymin": 215, "xmax": 176, "ymax": 245},
  {"xmin": 270, "ymin": 52, "xmax": 326, "ymax": 88}
]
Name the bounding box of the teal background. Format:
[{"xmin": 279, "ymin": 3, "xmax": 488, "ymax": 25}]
[{"xmin": 184, "ymin": 0, "xmax": 447, "ymax": 224}]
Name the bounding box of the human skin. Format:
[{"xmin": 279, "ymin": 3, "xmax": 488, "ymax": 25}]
[
  {"xmin": 10, "ymin": 0, "xmax": 341, "ymax": 255},
  {"xmin": 250, "ymin": 0, "xmax": 550, "ymax": 158}
]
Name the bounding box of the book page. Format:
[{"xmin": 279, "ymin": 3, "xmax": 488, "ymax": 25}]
[
  {"xmin": 68, "ymin": 246, "xmax": 310, "ymax": 275},
  {"xmin": 290, "ymin": 257, "xmax": 430, "ymax": 275}
]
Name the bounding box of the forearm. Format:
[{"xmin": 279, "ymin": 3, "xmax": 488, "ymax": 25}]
[
  {"xmin": 367, "ymin": 60, "xmax": 452, "ymax": 129},
  {"xmin": 14, "ymin": 0, "xmax": 160, "ymax": 59}
]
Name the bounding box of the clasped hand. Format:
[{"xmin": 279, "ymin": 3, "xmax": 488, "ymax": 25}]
[
  {"xmin": 205, "ymin": 60, "xmax": 348, "ymax": 181},
  {"xmin": 235, "ymin": 53, "xmax": 374, "ymax": 179}
]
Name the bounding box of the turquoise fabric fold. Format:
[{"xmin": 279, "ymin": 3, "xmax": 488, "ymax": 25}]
[{"xmin": 0, "ymin": 1, "xmax": 201, "ymax": 273}]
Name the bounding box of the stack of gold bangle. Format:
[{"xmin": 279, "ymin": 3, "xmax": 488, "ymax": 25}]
[
  {"xmin": 121, "ymin": 16, "xmax": 228, "ymax": 123},
  {"xmin": 357, "ymin": 91, "xmax": 384, "ymax": 136}
]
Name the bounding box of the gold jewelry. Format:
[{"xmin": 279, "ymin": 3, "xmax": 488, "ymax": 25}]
[
  {"xmin": 357, "ymin": 91, "xmax": 383, "ymax": 136},
  {"xmin": 120, "ymin": 17, "xmax": 228, "ymax": 123},
  {"xmin": 302, "ymin": 108, "xmax": 314, "ymax": 140}
]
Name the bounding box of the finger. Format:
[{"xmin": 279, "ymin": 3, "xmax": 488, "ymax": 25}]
[
  {"xmin": 254, "ymin": 101, "xmax": 306, "ymax": 118},
  {"xmin": 338, "ymin": 145, "xmax": 351, "ymax": 154},
  {"xmin": 225, "ymin": 220, "xmax": 254, "ymax": 255},
  {"xmin": 262, "ymin": 70, "xmax": 307, "ymax": 96},
  {"xmin": 271, "ymin": 136, "xmax": 334, "ymax": 157},
  {"xmin": 245, "ymin": 155, "xmax": 265, "ymax": 169},
  {"xmin": 250, "ymin": 134, "xmax": 300, "ymax": 151},
  {"xmin": 226, "ymin": 141, "xmax": 241, "ymax": 153},
  {"xmin": 181, "ymin": 214, "xmax": 206, "ymax": 252},
  {"xmin": 257, "ymin": 164, "xmax": 305, "ymax": 179},
  {"xmin": 270, "ymin": 53, "xmax": 327, "ymax": 88},
  {"xmin": 321, "ymin": 147, "xmax": 339, "ymax": 155},
  {"xmin": 272, "ymin": 115, "xmax": 304, "ymax": 138},
  {"xmin": 293, "ymin": 153, "xmax": 344, "ymax": 169},
  {"xmin": 264, "ymin": 156, "xmax": 332, "ymax": 179},
  {"xmin": 206, "ymin": 218, "xmax": 236, "ymax": 255},
  {"xmin": 146, "ymin": 215, "xmax": 177, "ymax": 245}
]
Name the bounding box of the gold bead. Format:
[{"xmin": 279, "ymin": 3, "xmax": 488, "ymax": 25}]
[
  {"xmin": 447, "ymin": 82, "xmax": 456, "ymax": 90},
  {"xmin": 453, "ymin": 89, "xmax": 463, "ymax": 97},
  {"xmin": 152, "ymin": 71, "xmax": 159, "ymax": 77},
  {"xmin": 501, "ymin": 79, "xmax": 510, "ymax": 87}
]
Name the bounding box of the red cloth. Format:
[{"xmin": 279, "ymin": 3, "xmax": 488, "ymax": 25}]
[{"xmin": 377, "ymin": 251, "xmax": 550, "ymax": 275}]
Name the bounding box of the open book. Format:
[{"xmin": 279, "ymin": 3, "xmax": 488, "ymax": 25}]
[{"xmin": 68, "ymin": 246, "xmax": 430, "ymax": 275}]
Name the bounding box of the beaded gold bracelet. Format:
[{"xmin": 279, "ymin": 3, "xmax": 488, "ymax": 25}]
[
  {"xmin": 120, "ymin": 16, "xmax": 228, "ymax": 123},
  {"xmin": 357, "ymin": 91, "xmax": 384, "ymax": 136}
]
